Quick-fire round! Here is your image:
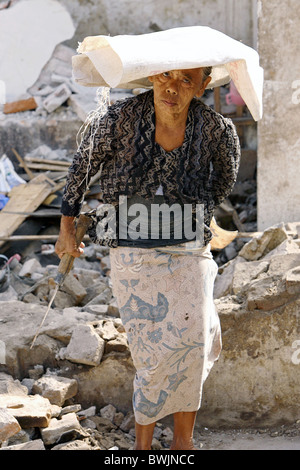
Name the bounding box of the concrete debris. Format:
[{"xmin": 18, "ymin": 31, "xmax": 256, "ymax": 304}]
[
  {"xmin": 0, "ymin": 393, "xmax": 53, "ymax": 428},
  {"xmin": 239, "ymin": 223, "xmax": 289, "ymax": 261},
  {"xmin": 32, "ymin": 375, "xmax": 78, "ymax": 407},
  {"xmin": 64, "ymin": 324, "xmax": 105, "ymax": 366},
  {"xmin": 42, "ymin": 83, "xmax": 72, "ymax": 114},
  {"xmin": 0, "ymin": 217, "xmax": 300, "ymax": 441},
  {"xmin": 0, "ymin": 408, "xmax": 21, "ymax": 442}
]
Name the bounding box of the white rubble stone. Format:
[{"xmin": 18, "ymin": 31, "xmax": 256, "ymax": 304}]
[
  {"xmin": 0, "ymin": 408, "xmax": 21, "ymax": 443},
  {"xmin": 19, "ymin": 258, "xmax": 42, "ymax": 278},
  {"xmin": 0, "ymin": 373, "xmax": 28, "ymax": 396},
  {"xmin": 239, "ymin": 223, "xmax": 288, "ymax": 261},
  {"xmin": 65, "ymin": 324, "xmax": 105, "ymax": 366},
  {"xmin": 0, "ymin": 439, "xmax": 45, "ymax": 450},
  {"xmin": 51, "ymin": 439, "xmax": 99, "ymax": 450},
  {"xmin": 40, "ymin": 413, "xmax": 82, "ymax": 446},
  {"xmin": 61, "ymin": 273, "xmax": 87, "ymax": 305},
  {"xmin": 32, "ymin": 375, "xmax": 78, "ymax": 407},
  {"xmin": 232, "ymin": 260, "xmax": 269, "ymax": 294},
  {"xmin": 0, "ymin": 286, "xmax": 18, "ymax": 302},
  {"xmin": 0, "ymin": 394, "xmax": 52, "ymax": 428},
  {"xmin": 42, "ymin": 83, "xmax": 72, "ymax": 113},
  {"xmin": 68, "ymin": 93, "xmax": 97, "ymax": 122},
  {"xmin": 77, "ymin": 406, "xmax": 96, "ymax": 418},
  {"xmin": 213, "ymin": 256, "xmax": 246, "ymax": 299},
  {"xmin": 84, "ymin": 304, "xmax": 109, "ymax": 316},
  {"xmin": 100, "ymin": 404, "xmax": 116, "ymax": 422},
  {"xmin": 97, "ymin": 321, "xmax": 118, "ymax": 341}
]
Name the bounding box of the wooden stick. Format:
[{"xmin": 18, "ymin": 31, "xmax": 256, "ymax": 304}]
[
  {"xmin": 24, "ymin": 156, "xmax": 71, "ymax": 166},
  {"xmin": 11, "ymin": 148, "xmax": 35, "ymax": 180},
  {"xmin": 19, "ymin": 163, "xmax": 70, "ymax": 172}
]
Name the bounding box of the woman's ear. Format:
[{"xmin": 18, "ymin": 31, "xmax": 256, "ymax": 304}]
[{"xmin": 195, "ymin": 76, "xmax": 212, "ymax": 98}]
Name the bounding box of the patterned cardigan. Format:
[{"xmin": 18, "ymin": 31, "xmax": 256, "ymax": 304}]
[{"xmin": 61, "ymin": 90, "xmax": 241, "ymax": 246}]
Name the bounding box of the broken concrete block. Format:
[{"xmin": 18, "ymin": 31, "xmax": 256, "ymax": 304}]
[
  {"xmin": 61, "ymin": 274, "xmax": 87, "ymax": 305},
  {"xmin": 284, "ymin": 266, "xmax": 300, "ymax": 294},
  {"xmin": 32, "ymin": 375, "xmax": 78, "ymax": 407},
  {"xmin": 68, "ymin": 93, "xmax": 96, "ymax": 122},
  {"xmin": 51, "ymin": 289, "xmax": 74, "ymax": 309},
  {"xmin": 232, "ymin": 260, "xmax": 269, "ymax": 295},
  {"xmin": 213, "ymin": 256, "xmax": 246, "ymax": 299},
  {"xmin": 119, "ymin": 412, "xmax": 135, "ymax": 432},
  {"xmin": 0, "ymin": 285, "xmax": 18, "ymax": 302},
  {"xmin": 83, "ymin": 288, "xmax": 113, "ymax": 307},
  {"xmin": 105, "ymin": 333, "xmax": 129, "ymax": 354},
  {"xmin": 40, "ymin": 413, "xmax": 85, "ymax": 446},
  {"xmin": 107, "ymin": 299, "xmax": 120, "ymax": 317},
  {"xmin": 19, "ymin": 258, "xmax": 42, "ymax": 278},
  {"xmin": 77, "ymin": 406, "xmax": 96, "ymax": 419},
  {"xmin": 0, "ymin": 439, "xmax": 45, "ymax": 450},
  {"xmin": 0, "ymin": 394, "xmax": 52, "ymax": 428},
  {"xmin": 246, "ymin": 277, "xmax": 297, "ymax": 311},
  {"xmin": 239, "ymin": 223, "xmax": 288, "ymax": 261},
  {"xmin": 267, "ymin": 253, "xmax": 300, "ymax": 277},
  {"xmin": 65, "ymin": 324, "xmax": 105, "ymax": 366},
  {"xmin": 96, "ymin": 321, "xmax": 118, "ymax": 341},
  {"xmin": 0, "ymin": 408, "xmax": 21, "ymax": 443},
  {"xmin": 0, "ymin": 373, "xmax": 28, "ymax": 396},
  {"xmin": 51, "ymin": 439, "xmax": 99, "ymax": 451},
  {"xmin": 263, "ymin": 238, "xmax": 300, "ymax": 260},
  {"xmin": 84, "ymin": 304, "xmax": 109, "ymax": 316},
  {"xmin": 42, "ymin": 83, "xmax": 72, "ymax": 113},
  {"xmin": 100, "ymin": 404, "xmax": 116, "ymax": 422},
  {"xmin": 3, "ymin": 97, "xmax": 37, "ymax": 114}
]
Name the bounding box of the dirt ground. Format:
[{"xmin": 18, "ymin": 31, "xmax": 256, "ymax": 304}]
[{"xmin": 193, "ymin": 423, "xmax": 300, "ymax": 450}]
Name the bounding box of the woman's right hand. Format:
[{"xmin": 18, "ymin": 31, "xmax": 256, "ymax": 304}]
[{"xmin": 55, "ymin": 216, "xmax": 85, "ymax": 259}]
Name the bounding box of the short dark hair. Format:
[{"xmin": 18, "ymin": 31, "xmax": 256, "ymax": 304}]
[{"xmin": 203, "ymin": 66, "xmax": 212, "ymax": 82}]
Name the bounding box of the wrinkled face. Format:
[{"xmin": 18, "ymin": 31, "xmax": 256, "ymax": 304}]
[{"xmin": 148, "ymin": 68, "xmax": 211, "ymax": 119}]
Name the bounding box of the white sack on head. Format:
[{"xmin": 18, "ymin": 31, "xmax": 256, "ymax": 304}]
[{"xmin": 72, "ymin": 26, "xmax": 264, "ymax": 121}]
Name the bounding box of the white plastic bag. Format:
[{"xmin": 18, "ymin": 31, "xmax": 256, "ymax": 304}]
[
  {"xmin": 0, "ymin": 154, "xmax": 26, "ymax": 193},
  {"xmin": 72, "ymin": 26, "xmax": 264, "ymax": 121}
]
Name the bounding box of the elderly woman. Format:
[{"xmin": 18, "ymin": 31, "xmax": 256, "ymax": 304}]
[{"xmin": 55, "ymin": 66, "xmax": 240, "ymax": 450}]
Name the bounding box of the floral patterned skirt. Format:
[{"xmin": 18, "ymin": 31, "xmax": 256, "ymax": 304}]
[{"xmin": 110, "ymin": 244, "xmax": 222, "ymax": 425}]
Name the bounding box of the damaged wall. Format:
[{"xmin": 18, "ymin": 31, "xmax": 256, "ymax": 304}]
[
  {"xmin": 0, "ymin": 0, "xmax": 75, "ymax": 102},
  {"xmin": 60, "ymin": 0, "xmax": 257, "ymax": 49},
  {"xmin": 257, "ymin": 0, "xmax": 300, "ymax": 229}
]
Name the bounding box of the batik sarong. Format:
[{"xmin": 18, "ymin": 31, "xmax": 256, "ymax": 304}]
[{"xmin": 110, "ymin": 243, "xmax": 222, "ymax": 425}]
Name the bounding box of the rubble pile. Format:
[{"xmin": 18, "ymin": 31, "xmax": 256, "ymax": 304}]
[
  {"xmin": 214, "ymin": 221, "xmax": 300, "ymax": 306},
  {"xmin": 0, "ymin": 42, "xmax": 134, "ymax": 122},
  {"xmin": 0, "ymin": 371, "xmax": 174, "ymax": 450},
  {"xmin": 0, "ymin": 220, "xmax": 299, "ymax": 450}
]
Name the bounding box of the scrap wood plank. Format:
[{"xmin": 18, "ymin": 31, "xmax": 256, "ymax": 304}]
[
  {"xmin": 20, "ymin": 162, "xmax": 70, "ymax": 172},
  {"xmin": 0, "ymin": 174, "xmax": 56, "ymax": 248},
  {"xmin": 24, "ymin": 157, "xmax": 70, "ymax": 167}
]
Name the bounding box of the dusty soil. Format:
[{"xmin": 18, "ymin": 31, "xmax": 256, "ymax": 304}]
[{"xmin": 193, "ymin": 422, "xmax": 300, "ymax": 450}]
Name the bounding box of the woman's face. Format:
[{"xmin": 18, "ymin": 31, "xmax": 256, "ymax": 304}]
[{"xmin": 148, "ymin": 68, "xmax": 211, "ymax": 121}]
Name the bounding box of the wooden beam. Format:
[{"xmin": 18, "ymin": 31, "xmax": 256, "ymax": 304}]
[
  {"xmin": 11, "ymin": 148, "xmax": 35, "ymax": 180},
  {"xmin": 0, "ymin": 174, "xmax": 56, "ymax": 248}
]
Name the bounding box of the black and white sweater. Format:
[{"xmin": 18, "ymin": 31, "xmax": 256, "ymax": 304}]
[{"xmin": 61, "ymin": 90, "xmax": 241, "ymax": 246}]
